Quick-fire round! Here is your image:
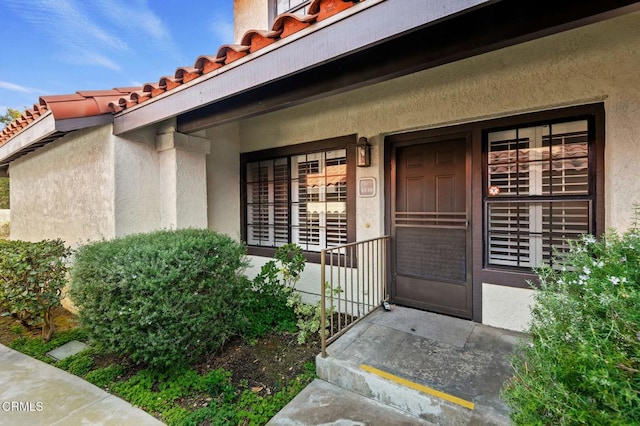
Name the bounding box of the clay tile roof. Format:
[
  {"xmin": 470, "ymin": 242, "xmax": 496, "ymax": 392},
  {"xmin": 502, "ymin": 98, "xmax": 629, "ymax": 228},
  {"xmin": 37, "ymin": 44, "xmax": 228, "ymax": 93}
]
[
  {"xmin": 130, "ymin": 90, "xmax": 151, "ymax": 104},
  {"xmin": 175, "ymin": 66, "xmax": 202, "ymax": 84},
  {"xmin": 240, "ymin": 29, "xmax": 280, "ymax": 53},
  {"xmin": 0, "ymin": 88, "xmax": 140, "ymax": 147},
  {"xmin": 143, "ymin": 82, "xmax": 166, "ymax": 98},
  {"xmin": 194, "ymin": 55, "xmax": 224, "ymax": 74},
  {"xmin": 272, "ymin": 13, "xmax": 319, "ymax": 39},
  {"xmin": 1, "ymin": 0, "xmax": 367, "ymax": 147},
  {"xmin": 158, "ymin": 76, "xmax": 182, "ymax": 91},
  {"xmin": 309, "ymin": 0, "xmax": 359, "ymax": 21},
  {"xmin": 216, "ymin": 44, "xmax": 250, "ymax": 64}
]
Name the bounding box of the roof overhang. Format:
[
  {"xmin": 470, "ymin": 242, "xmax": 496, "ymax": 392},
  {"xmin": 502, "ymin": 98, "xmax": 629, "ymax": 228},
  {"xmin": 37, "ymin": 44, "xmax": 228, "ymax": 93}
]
[
  {"xmin": 0, "ymin": 112, "xmax": 112, "ymax": 174},
  {"xmin": 114, "ymin": 0, "xmax": 640, "ymax": 136}
]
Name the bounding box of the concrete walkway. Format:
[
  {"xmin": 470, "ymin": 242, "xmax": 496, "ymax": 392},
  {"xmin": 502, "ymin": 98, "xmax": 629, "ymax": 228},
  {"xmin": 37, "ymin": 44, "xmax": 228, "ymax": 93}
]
[
  {"xmin": 0, "ymin": 344, "xmax": 164, "ymax": 426},
  {"xmin": 270, "ymin": 306, "xmax": 526, "ymax": 425}
]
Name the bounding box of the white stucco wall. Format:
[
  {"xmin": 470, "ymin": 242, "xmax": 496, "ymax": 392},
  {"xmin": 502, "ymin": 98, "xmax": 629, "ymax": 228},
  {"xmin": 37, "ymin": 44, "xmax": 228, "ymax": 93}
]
[
  {"xmin": 204, "ymin": 11, "xmax": 640, "ymax": 331},
  {"xmin": 9, "ymin": 124, "xmax": 117, "ymax": 245}
]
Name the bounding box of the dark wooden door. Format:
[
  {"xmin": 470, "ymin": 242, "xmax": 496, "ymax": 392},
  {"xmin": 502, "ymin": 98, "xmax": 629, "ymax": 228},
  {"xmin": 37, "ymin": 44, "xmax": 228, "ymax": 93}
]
[{"xmin": 391, "ymin": 138, "xmax": 471, "ymax": 318}]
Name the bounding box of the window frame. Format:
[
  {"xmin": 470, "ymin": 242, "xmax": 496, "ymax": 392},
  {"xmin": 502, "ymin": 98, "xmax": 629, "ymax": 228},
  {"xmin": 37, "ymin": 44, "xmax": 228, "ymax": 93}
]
[
  {"xmin": 269, "ymin": 0, "xmax": 312, "ymax": 25},
  {"xmin": 240, "ymin": 134, "xmax": 357, "ymax": 263},
  {"xmin": 478, "ymin": 103, "xmax": 605, "ymax": 287}
]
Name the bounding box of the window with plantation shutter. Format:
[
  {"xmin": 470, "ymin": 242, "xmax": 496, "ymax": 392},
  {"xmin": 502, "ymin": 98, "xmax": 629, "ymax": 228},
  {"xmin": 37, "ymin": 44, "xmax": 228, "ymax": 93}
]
[
  {"xmin": 485, "ymin": 119, "xmax": 594, "ymax": 270},
  {"xmin": 243, "ymin": 137, "xmax": 354, "ymax": 257}
]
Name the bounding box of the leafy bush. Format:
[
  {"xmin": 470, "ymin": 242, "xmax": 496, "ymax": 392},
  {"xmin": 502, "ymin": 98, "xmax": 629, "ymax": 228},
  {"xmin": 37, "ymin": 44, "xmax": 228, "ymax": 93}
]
[
  {"xmin": 502, "ymin": 228, "xmax": 640, "ymax": 424},
  {"xmin": 70, "ymin": 229, "xmax": 250, "ymax": 369},
  {"xmin": 241, "ymin": 244, "xmax": 304, "ymax": 339},
  {"xmin": 0, "ymin": 177, "xmax": 9, "ymax": 209},
  {"xmin": 0, "ymin": 239, "xmax": 71, "ymax": 341}
]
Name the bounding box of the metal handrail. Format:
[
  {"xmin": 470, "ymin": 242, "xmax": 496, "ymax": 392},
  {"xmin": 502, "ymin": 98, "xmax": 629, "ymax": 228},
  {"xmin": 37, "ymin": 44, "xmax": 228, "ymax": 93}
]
[{"xmin": 320, "ymin": 235, "xmax": 390, "ymax": 357}]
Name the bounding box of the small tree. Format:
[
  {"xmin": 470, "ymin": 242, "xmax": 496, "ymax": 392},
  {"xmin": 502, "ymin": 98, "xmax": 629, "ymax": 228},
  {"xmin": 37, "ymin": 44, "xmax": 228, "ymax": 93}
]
[
  {"xmin": 0, "ymin": 239, "xmax": 71, "ymax": 341},
  {"xmin": 0, "ymin": 107, "xmax": 22, "ymax": 128}
]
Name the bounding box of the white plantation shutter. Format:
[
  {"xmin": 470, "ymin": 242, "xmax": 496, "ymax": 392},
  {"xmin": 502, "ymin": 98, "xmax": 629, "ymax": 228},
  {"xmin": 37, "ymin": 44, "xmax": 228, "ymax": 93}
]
[
  {"xmin": 486, "ymin": 120, "xmax": 592, "ymax": 269},
  {"xmin": 246, "ymin": 148, "xmax": 347, "ymax": 252}
]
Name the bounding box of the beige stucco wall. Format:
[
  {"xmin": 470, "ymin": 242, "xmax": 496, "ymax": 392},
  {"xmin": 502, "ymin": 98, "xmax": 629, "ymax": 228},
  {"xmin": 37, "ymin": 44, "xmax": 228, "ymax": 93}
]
[
  {"xmin": 233, "ymin": 0, "xmax": 269, "ymax": 43},
  {"xmin": 9, "ymin": 124, "xmax": 117, "ymax": 245},
  {"xmin": 206, "ymin": 122, "xmax": 242, "ymax": 238},
  {"xmin": 0, "ymin": 209, "xmax": 9, "ymax": 225},
  {"xmin": 114, "ymin": 127, "xmax": 162, "ymax": 237},
  {"xmin": 204, "ymin": 11, "xmax": 640, "ymax": 331}
]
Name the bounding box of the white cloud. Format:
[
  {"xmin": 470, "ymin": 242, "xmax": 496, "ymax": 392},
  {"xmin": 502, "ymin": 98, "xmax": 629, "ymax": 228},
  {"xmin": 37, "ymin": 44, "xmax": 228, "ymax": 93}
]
[
  {"xmin": 5, "ymin": 0, "xmax": 128, "ymax": 71},
  {"xmin": 0, "ymin": 81, "xmax": 43, "ymax": 95}
]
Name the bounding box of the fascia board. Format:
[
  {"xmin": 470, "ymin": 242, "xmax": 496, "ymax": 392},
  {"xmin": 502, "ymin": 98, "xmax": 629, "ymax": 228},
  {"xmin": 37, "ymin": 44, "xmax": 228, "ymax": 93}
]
[
  {"xmin": 113, "ymin": 0, "xmax": 490, "ymax": 135},
  {"xmin": 0, "ymin": 112, "xmax": 57, "ymax": 167}
]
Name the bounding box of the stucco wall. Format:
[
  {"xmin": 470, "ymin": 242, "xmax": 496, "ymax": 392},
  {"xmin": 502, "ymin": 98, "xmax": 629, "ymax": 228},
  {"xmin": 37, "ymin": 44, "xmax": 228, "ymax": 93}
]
[
  {"xmin": 204, "ymin": 12, "xmax": 640, "ymax": 331},
  {"xmin": 206, "ymin": 122, "xmax": 241, "ymax": 238},
  {"xmin": 238, "ymin": 12, "xmax": 640, "ymax": 231},
  {"xmin": 9, "ymin": 124, "xmax": 116, "ymax": 245},
  {"xmin": 114, "ymin": 127, "xmax": 161, "ymax": 237},
  {"xmin": 233, "ymin": 0, "xmax": 269, "ymax": 43},
  {"xmin": 0, "ymin": 209, "xmax": 9, "ymax": 225}
]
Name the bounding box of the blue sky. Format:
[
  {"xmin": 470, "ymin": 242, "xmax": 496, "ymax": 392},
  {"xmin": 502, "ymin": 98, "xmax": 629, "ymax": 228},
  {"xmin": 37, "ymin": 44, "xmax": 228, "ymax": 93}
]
[{"xmin": 0, "ymin": 0, "xmax": 234, "ymax": 117}]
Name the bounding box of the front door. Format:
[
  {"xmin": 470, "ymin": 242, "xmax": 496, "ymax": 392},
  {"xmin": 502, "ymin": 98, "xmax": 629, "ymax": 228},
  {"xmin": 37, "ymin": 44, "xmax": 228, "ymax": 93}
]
[{"xmin": 391, "ymin": 136, "xmax": 472, "ymax": 318}]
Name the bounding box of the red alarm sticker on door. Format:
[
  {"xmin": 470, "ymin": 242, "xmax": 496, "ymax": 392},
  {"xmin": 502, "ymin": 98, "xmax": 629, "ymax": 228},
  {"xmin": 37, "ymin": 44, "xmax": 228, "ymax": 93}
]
[{"xmin": 488, "ymin": 186, "xmax": 500, "ymax": 196}]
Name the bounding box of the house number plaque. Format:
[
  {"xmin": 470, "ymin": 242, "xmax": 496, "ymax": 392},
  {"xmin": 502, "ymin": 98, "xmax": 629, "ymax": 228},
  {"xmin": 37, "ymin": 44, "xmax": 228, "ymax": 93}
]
[{"xmin": 358, "ymin": 177, "xmax": 376, "ymax": 197}]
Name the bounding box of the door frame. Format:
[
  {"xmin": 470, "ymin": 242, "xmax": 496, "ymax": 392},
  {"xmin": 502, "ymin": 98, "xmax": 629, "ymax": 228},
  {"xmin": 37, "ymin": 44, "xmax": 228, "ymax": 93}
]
[{"xmin": 385, "ymin": 130, "xmax": 474, "ymax": 319}]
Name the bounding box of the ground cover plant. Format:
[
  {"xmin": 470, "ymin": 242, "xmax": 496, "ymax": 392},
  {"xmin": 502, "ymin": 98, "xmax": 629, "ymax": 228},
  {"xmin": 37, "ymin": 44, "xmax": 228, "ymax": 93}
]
[
  {"xmin": 502, "ymin": 225, "xmax": 640, "ymax": 424},
  {"xmin": 1, "ymin": 233, "xmax": 321, "ymax": 425},
  {"xmin": 0, "ymin": 230, "xmax": 326, "ymax": 424}
]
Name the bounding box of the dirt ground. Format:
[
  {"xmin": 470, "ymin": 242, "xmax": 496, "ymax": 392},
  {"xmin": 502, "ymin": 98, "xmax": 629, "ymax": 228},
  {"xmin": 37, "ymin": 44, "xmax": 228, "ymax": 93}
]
[
  {"xmin": 0, "ymin": 306, "xmax": 320, "ymax": 399},
  {"xmin": 0, "ymin": 306, "xmax": 79, "ymax": 346}
]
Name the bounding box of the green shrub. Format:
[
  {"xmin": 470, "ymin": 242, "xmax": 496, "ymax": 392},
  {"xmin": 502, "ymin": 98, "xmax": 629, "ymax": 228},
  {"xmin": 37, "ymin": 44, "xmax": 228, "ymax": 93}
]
[
  {"xmin": 70, "ymin": 229, "xmax": 250, "ymax": 369},
  {"xmin": 0, "ymin": 177, "xmax": 9, "ymax": 209},
  {"xmin": 502, "ymin": 228, "xmax": 640, "ymax": 424},
  {"xmin": 0, "ymin": 239, "xmax": 71, "ymax": 341},
  {"xmin": 241, "ymin": 244, "xmax": 304, "ymax": 339}
]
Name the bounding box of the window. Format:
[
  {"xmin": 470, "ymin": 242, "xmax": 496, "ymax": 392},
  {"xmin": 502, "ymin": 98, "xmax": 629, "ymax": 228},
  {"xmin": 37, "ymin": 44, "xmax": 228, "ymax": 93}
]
[
  {"xmin": 485, "ymin": 118, "xmax": 597, "ymax": 270},
  {"xmin": 242, "ymin": 136, "xmax": 355, "ymax": 257},
  {"xmin": 273, "ymin": 0, "xmax": 311, "ymax": 16}
]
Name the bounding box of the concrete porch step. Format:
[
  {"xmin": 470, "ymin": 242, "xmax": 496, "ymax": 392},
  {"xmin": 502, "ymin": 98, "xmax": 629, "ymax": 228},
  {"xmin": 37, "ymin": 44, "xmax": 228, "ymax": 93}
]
[
  {"xmin": 314, "ymin": 306, "xmax": 521, "ymax": 425},
  {"xmin": 267, "ymin": 379, "xmax": 434, "ymax": 425}
]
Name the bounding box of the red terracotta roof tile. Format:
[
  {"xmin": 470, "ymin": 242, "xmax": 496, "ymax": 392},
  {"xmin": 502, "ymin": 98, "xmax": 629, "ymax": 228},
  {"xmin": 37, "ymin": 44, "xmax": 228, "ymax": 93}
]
[
  {"xmin": 143, "ymin": 82, "xmax": 166, "ymax": 97},
  {"xmin": 1, "ymin": 0, "xmax": 368, "ymax": 146},
  {"xmin": 309, "ymin": 0, "xmax": 359, "ymax": 21},
  {"xmin": 240, "ymin": 30, "xmax": 280, "ymax": 53},
  {"xmin": 0, "ymin": 88, "xmax": 139, "ymax": 147},
  {"xmin": 159, "ymin": 76, "xmax": 182, "ymax": 91},
  {"xmin": 216, "ymin": 44, "xmax": 250, "ymax": 64},
  {"xmin": 175, "ymin": 66, "xmax": 202, "ymax": 83},
  {"xmin": 194, "ymin": 55, "xmax": 224, "ymax": 74},
  {"xmin": 272, "ymin": 13, "xmax": 318, "ymax": 39}
]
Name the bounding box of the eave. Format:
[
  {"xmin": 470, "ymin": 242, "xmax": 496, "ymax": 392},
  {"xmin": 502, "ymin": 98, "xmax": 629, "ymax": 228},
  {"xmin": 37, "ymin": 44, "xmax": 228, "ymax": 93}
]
[
  {"xmin": 0, "ymin": 113, "xmax": 113, "ymax": 175},
  {"xmin": 113, "ymin": 0, "xmax": 640, "ymax": 136}
]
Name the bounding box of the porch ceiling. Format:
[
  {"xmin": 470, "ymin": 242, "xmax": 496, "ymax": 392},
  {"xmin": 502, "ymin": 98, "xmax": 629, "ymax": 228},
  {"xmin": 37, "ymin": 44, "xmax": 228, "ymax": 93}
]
[{"xmin": 115, "ymin": 0, "xmax": 640, "ymax": 135}]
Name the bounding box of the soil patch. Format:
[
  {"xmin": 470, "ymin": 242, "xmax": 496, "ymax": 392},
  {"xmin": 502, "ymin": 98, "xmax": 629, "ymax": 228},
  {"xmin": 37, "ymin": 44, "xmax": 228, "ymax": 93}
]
[{"xmin": 0, "ymin": 306, "xmax": 79, "ymax": 346}]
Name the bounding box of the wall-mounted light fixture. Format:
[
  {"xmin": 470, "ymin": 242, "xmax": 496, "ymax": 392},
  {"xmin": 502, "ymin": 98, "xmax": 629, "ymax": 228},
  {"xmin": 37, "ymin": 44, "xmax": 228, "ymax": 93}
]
[{"xmin": 356, "ymin": 136, "xmax": 371, "ymax": 167}]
